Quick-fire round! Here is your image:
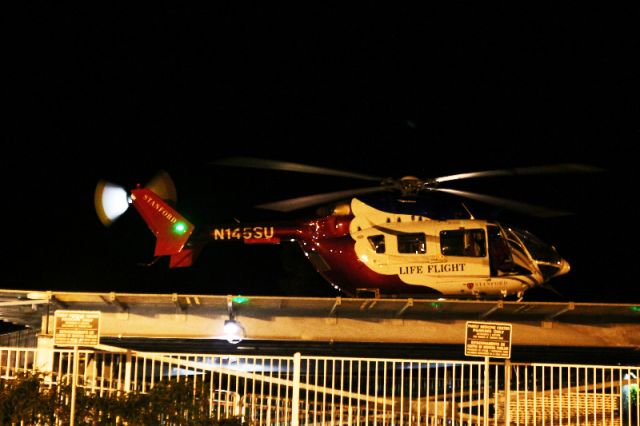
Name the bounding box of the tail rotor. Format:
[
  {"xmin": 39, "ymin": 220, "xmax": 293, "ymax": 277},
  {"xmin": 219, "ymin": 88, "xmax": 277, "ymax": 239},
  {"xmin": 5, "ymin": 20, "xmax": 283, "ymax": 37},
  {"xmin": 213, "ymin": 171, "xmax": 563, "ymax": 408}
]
[
  {"xmin": 94, "ymin": 180, "xmax": 129, "ymax": 226},
  {"xmin": 94, "ymin": 170, "xmax": 177, "ymax": 226}
]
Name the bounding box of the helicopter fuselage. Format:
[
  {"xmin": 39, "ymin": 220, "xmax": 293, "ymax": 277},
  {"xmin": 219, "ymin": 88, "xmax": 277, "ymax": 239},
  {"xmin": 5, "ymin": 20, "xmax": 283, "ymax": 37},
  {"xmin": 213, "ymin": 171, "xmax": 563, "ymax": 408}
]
[
  {"xmin": 128, "ymin": 185, "xmax": 570, "ymax": 300},
  {"xmin": 205, "ymin": 198, "xmax": 570, "ymax": 299}
]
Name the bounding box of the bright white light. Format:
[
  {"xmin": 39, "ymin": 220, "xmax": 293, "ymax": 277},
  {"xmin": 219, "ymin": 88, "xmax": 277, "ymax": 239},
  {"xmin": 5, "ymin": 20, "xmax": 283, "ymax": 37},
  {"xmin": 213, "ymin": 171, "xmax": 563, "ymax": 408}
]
[
  {"xmin": 95, "ymin": 181, "xmax": 129, "ymax": 225},
  {"xmin": 223, "ymin": 319, "xmax": 245, "ymax": 344},
  {"xmin": 101, "ymin": 184, "xmax": 129, "ymax": 220}
]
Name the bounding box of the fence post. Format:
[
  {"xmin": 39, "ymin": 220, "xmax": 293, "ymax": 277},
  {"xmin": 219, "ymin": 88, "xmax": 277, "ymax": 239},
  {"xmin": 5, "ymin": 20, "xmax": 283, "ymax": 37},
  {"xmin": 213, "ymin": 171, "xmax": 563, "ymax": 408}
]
[
  {"xmin": 124, "ymin": 350, "xmax": 132, "ymax": 393},
  {"xmin": 505, "ymin": 359, "xmax": 511, "ymax": 425},
  {"xmin": 35, "ymin": 336, "xmax": 55, "ymax": 384},
  {"xmin": 70, "ymin": 345, "xmax": 79, "ymax": 426},
  {"xmin": 292, "ymin": 352, "xmax": 301, "ymax": 426},
  {"xmin": 484, "ymin": 356, "xmax": 490, "ymax": 426}
]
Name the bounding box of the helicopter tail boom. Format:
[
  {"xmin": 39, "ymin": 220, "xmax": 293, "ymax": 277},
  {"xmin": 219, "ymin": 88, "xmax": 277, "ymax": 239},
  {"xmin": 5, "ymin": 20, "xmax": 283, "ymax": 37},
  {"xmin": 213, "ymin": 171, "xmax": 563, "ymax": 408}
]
[{"xmin": 130, "ymin": 187, "xmax": 195, "ymax": 260}]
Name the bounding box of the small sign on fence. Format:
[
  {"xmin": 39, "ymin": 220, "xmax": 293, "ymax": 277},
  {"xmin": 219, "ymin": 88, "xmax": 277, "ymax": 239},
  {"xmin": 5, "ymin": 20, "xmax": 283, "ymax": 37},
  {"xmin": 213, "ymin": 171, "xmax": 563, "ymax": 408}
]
[
  {"xmin": 53, "ymin": 310, "xmax": 101, "ymax": 347},
  {"xmin": 465, "ymin": 321, "xmax": 512, "ymax": 359}
]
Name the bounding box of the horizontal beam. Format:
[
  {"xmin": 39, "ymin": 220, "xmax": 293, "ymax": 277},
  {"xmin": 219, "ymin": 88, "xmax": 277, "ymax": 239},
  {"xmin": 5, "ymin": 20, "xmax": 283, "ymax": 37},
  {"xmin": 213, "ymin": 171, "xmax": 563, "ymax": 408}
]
[{"xmin": 39, "ymin": 309, "xmax": 640, "ymax": 348}]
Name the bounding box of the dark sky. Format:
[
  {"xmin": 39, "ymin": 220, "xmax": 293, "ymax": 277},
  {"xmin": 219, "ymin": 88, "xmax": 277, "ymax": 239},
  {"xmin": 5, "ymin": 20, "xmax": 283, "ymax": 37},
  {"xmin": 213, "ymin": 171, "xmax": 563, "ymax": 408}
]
[{"xmin": 3, "ymin": 3, "xmax": 639, "ymax": 303}]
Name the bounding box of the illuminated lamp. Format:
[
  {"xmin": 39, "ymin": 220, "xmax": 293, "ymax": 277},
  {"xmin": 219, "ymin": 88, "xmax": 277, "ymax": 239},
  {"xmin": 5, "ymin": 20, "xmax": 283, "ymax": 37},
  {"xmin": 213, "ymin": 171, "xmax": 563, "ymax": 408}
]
[
  {"xmin": 221, "ymin": 297, "xmax": 246, "ymax": 344},
  {"xmin": 223, "ymin": 319, "xmax": 246, "ymax": 344}
]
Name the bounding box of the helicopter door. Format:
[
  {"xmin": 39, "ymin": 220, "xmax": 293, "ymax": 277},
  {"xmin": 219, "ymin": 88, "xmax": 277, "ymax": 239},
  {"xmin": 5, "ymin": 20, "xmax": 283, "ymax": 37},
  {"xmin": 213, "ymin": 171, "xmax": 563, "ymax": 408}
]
[
  {"xmin": 487, "ymin": 224, "xmax": 515, "ymax": 276},
  {"xmin": 438, "ymin": 228, "xmax": 489, "ymax": 276},
  {"xmin": 487, "ymin": 224, "xmax": 534, "ymax": 277},
  {"xmin": 440, "ymin": 229, "xmax": 486, "ymax": 257}
]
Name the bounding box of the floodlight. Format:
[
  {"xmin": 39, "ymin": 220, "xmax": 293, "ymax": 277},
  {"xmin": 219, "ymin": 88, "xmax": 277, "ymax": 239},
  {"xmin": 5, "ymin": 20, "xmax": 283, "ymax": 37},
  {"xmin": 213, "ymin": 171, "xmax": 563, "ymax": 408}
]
[{"xmin": 223, "ymin": 319, "xmax": 245, "ymax": 344}]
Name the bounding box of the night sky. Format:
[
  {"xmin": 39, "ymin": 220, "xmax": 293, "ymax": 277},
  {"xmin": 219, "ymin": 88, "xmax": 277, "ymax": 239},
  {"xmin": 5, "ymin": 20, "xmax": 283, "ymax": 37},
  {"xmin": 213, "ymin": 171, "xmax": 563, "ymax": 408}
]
[{"xmin": 4, "ymin": 3, "xmax": 639, "ymax": 303}]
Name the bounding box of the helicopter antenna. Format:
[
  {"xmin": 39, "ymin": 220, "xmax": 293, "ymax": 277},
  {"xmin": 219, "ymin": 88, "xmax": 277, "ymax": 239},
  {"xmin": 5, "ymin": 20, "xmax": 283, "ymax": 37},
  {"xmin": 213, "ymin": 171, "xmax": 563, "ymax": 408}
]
[{"xmin": 461, "ymin": 202, "xmax": 475, "ymax": 219}]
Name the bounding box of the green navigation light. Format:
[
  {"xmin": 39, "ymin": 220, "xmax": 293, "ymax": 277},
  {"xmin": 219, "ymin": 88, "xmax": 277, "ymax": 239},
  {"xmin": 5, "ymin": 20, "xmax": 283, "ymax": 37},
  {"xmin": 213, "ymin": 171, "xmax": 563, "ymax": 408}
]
[
  {"xmin": 232, "ymin": 296, "xmax": 250, "ymax": 304},
  {"xmin": 173, "ymin": 222, "xmax": 187, "ymax": 234}
]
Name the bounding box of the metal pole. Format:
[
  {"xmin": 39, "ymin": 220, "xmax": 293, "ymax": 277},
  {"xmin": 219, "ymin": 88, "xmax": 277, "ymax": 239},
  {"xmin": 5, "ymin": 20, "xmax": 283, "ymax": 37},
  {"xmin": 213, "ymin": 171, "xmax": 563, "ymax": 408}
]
[
  {"xmin": 484, "ymin": 356, "xmax": 490, "ymax": 426},
  {"xmin": 70, "ymin": 345, "xmax": 79, "ymax": 426},
  {"xmin": 291, "ymin": 352, "xmax": 301, "ymax": 426},
  {"xmin": 505, "ymin": 359, "xmax": 511, "ymax": 425},
  {"xmin": 45, "ymin": 302, "xmax": 50, "ymax": 335},
  {"xmin": 124, "ymin": 350, "xmax": 132, "ymax": 393}
]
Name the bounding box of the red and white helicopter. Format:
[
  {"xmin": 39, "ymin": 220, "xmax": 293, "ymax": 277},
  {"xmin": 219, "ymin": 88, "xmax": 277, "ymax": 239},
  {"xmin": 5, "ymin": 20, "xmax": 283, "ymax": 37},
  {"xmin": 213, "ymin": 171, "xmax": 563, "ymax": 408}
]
[{"xmin": 95, "ymin": 158, "xmax": 599, "ymax": 300}]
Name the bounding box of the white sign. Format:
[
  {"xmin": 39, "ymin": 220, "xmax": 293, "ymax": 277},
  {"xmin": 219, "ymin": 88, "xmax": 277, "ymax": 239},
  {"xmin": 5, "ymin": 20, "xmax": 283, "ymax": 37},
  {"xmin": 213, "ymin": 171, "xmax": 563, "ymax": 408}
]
[
  {"xmin": 465, "ymin": 321, "xmax": 512, "ymax": 358},
  {"xmin": 54, "ymin": 310, "xmax": 101, "ymax": 347}
]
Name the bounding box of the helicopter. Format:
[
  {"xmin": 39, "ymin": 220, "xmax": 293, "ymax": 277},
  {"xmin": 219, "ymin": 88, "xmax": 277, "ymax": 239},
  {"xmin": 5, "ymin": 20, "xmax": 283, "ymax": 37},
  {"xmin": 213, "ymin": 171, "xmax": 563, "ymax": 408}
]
[{"xmin": 94, "ymin": 158, "xmax": 600, "ymax": 300}]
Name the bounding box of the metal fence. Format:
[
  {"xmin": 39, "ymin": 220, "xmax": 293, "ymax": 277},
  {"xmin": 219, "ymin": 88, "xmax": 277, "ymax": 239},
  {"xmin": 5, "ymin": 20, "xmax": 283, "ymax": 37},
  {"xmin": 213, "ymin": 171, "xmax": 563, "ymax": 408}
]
[{"xmin": 1, "ymin": 345, "xmax": 638, "ymax": 425}]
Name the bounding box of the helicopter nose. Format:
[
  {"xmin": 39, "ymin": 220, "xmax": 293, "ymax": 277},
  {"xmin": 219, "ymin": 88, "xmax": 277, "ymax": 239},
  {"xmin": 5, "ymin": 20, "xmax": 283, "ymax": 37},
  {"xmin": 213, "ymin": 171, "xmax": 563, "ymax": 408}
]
[{"xmin": 539, "ymin": 258, "xmax": 571, "ymax": 281}]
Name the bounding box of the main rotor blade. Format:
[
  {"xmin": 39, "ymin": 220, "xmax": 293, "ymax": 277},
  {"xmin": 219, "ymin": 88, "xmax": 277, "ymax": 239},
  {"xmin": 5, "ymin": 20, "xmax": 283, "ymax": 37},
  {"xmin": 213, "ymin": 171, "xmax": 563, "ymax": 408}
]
[
  {"xmin": 256, "ymin": 186, "xmax": 386, "ymax": 212},
  {"xmin": 212, "ymin": 156, "xmax": 382, "ymax": 181},
  {"xmin": 433, "ymin": 188, "xmax": 572, "ymax": 217},
  {"xmin": 434, "ymin": 163, "xmax": 603, "ymax": 183}
]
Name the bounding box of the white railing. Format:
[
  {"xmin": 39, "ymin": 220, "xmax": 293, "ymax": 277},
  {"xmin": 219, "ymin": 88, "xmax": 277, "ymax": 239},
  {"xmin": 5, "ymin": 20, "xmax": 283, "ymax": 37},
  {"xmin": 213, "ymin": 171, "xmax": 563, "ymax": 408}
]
[{"xmin": 1, "ymin": 346, "xmax": 638, "ymax": 425}]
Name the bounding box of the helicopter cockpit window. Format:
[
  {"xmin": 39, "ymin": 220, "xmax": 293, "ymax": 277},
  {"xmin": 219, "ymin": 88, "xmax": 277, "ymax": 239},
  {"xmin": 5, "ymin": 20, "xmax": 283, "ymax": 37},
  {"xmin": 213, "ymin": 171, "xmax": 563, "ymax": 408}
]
[
  {"xmin": 367, "ymin": 235, "xmax": 386, "ymax": 253},
  {"xmin": 397, "ymin": 233, "xmax": 426, "ymax": 254},
  {"xmin": 440, "ymin": 229, "xmax": 486, "ymax": 257},
  {"xmin": 510, "ymin": 227, "xmax": 562, "ymax": 264}
]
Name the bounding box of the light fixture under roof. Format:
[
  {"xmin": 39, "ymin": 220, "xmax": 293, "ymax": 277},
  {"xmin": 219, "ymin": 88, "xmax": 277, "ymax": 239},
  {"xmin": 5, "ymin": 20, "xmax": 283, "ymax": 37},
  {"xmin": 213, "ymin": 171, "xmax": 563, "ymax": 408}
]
[{"xmin": 223, "ymin": 319, "xmax": 245, "ymax": 344}]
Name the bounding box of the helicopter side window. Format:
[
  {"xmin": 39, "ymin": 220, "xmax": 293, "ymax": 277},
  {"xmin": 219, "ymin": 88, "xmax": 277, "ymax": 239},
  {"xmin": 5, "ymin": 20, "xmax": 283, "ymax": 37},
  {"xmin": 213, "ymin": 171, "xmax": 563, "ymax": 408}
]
[
  {"xmin": 367, "ymin": 235, "xmax": 386, "ymax": 253},
  {"xmin": 440, "ymin": 229, "xmax": 486, "ymax": 257},
  {"xmin": 397, "ymin": 233, "xmax": 426, "ymax": 254}
]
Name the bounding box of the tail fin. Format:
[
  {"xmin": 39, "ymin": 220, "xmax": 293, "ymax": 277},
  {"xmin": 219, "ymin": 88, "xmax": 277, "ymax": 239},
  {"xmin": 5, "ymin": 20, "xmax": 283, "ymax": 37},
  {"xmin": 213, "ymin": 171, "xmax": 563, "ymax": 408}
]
[{"xmin": 130, "ymin": 187, "xmax": 195, "ymax": 260}]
